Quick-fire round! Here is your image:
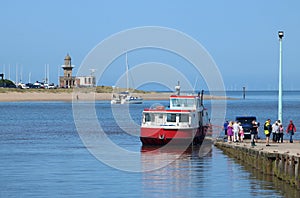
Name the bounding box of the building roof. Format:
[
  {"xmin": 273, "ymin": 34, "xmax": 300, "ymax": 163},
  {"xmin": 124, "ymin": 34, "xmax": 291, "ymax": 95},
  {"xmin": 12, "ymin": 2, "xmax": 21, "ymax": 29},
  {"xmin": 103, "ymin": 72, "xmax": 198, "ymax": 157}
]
[{"xmin": 64, "ymin": 53, "xmax": 71, "ymax": 60}]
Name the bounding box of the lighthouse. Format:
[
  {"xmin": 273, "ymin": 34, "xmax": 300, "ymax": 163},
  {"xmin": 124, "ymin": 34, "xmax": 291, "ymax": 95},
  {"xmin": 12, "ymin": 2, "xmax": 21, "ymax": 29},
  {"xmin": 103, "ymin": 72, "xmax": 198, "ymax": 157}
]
[{"xmin": 59, "ymin": 54, "xmax": 75, "ymax": 88}]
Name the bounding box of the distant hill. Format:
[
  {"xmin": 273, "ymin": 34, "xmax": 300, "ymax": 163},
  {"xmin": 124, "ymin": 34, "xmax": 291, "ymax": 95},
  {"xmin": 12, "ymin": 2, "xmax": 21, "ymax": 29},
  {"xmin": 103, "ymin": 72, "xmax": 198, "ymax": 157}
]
[{"xmin": 96, "ymin": 85, "xmax": 147, "ymax": 94}]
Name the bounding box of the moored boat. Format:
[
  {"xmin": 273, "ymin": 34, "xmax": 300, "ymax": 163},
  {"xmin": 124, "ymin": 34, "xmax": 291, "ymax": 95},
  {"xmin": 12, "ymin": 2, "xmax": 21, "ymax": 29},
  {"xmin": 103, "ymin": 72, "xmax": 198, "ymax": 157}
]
[
  {"xmin": 111, "ymin": 91, "xmax": 143, "ymax": 104},
  {"xmin": 140, "ymin": 84, "xmax": 210, "ymax": 146},
  {"xmin": 111, "ymin": 52, "xmax": 143, "ymax": 105}
]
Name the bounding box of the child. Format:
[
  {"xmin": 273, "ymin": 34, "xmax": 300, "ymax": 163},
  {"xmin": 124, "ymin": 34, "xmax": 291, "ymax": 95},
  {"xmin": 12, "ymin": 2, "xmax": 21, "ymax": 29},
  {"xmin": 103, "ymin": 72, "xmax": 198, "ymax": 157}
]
[
  {"xmin": 227, "ymin": 121, "xmax": 233, "ymax": 143},
  {"xmin": 239, "ymin": 122, "xmax": 244, "ymax": 142},
  {"xmin": 278, "ymin": 123, "xmax": 284, "ymax": 143}
]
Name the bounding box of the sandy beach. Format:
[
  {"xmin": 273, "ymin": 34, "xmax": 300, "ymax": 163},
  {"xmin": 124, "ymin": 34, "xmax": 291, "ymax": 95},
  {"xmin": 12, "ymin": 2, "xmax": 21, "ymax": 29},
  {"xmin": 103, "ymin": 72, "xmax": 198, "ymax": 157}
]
[
  {"xmin": 0, "ymin": 91, "xmax": 169, "ymax": 102},
  {"xmin": 0, "ymin": 91, "xmax": 228, "ymax": 102}
]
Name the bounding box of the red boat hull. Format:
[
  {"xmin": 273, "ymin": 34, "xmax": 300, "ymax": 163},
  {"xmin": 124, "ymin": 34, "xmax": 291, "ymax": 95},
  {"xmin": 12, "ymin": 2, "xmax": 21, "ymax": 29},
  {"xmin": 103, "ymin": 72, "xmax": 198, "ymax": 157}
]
[{"xmin": 140, "ymin": 127, "xmax": 207, "ymax": 146}]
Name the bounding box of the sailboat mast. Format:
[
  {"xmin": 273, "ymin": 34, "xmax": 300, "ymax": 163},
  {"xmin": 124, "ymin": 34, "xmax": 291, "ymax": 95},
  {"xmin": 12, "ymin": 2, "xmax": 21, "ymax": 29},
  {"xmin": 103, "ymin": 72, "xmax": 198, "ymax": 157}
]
[
  {"xmin": 126, "ymin": 52, "xmax": 129, "ymax": 92},
  {"xmin": 28, "ymin": 72, "xmax": 31, "ymax": 83}
]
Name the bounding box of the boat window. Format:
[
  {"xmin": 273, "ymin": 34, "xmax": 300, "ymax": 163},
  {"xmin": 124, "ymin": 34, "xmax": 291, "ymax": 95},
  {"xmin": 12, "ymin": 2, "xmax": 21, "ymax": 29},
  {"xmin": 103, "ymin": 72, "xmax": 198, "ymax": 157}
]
[
  {"xmin": 171, "ymin": 99, "xmax": 180, "ymax": 107},
  {"xmin": 179, "ymin": 114, "xmax": 189, "ymax": 122},
  {"xmin": 151, "ymin": 114, "xmax": 155, "ymax": 122},
  {"xmin": 144, "ymin": 113, "xmax": 151, "ymax": 122},
  {"xmin": 171, "ymin": 98, "xmax": 195, "ymax": 107},
  {"xmin": 185, "ymin": 99, "xmax": 195, "ymax": 107},
  {"xmin": 167, "ymin": 113, "xmax": 177, "ymax": 122}
]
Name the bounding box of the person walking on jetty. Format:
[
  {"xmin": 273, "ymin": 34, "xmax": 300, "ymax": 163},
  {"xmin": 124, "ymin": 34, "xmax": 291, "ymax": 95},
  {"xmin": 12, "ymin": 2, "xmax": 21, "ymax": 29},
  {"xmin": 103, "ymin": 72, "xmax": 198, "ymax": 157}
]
[
  {"xmin": 276, "ymin": 120, "xmax": 282, "ymax": 143},
  {"xmin": 271, "ymin": 121, "xmax": 278, "ymax": 142},
  {"xmin": 227, "ymin": 121, "xmax": 233, "ymax": 143},
  {"xmin": 272, "ymin": 121, "xmax": 279, "ymax": 143},
  {"xmin": 223, "ymin": 120, "xmax": 229, "ymax": 139},
  {"xmin": 239, "ymin": 122, "xmax": 244, "ymax": 142},
  {"xmin": 251, "ymin": 120, "xmax": 258, "ymax": 146},
  {"xmin": 286, "ymin": 120, "xmax": 296, "ymax": 143},
  {"xmin": 264, "ymin": 119, "xmax": 272, "ymax": 146},
  {"xmin": 233, "ymin": 121, "xmax": 240, "ymax": 142},
  {"xmin": 278, "ymin": 121, "xmax": 284, "ymax": 143},
  {"xmin": 255, "ymin": 121, "xmax": 260, "ymax": 142}
]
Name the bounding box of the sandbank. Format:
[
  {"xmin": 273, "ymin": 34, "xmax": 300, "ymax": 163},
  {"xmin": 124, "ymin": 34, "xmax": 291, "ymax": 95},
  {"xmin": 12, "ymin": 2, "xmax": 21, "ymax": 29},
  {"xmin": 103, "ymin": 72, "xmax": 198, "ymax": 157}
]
[{"xmin": 0, "ymin": 91, "xmax": 229, "ymax": 102}]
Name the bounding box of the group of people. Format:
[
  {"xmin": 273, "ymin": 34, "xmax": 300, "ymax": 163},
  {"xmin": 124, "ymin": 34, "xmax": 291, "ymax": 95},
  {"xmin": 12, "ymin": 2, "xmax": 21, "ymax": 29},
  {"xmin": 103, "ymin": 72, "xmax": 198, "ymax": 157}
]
[
  {"xmin": 264, "ymin": 119, "xmax": 296, "ymax": 146},
  {"xmin": 223, "ymin": 119, "xmax": 297, "ymax": 147},
  {"xmin": 223, "ymin": 121, "xmax": 245, "ymax": 143},
  {"xmin": 223, "ymin": 120, "xmax": 258, "ymax": 146}
]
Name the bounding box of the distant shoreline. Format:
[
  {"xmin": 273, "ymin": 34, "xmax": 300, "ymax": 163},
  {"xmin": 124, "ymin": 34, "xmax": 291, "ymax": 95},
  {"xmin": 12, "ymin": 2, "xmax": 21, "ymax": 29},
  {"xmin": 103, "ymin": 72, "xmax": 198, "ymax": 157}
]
[{"xmin": 0, "ymin": 90, "xmax": 232, "ymax": 102}]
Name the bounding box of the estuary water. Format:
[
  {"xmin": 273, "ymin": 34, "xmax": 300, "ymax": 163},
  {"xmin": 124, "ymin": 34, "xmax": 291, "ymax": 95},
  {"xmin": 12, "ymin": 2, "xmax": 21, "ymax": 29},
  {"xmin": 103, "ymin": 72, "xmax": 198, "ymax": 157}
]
[{"xmin": 1, "ymin": 91, "xmax": 300, "ymax": 197}]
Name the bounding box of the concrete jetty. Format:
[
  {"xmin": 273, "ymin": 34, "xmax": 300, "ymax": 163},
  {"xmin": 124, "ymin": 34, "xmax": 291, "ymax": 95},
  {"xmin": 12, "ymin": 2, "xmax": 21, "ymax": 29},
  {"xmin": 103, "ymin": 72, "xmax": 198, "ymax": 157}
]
[{"xmin": 214, "ymin": 140, "xmax": 300, "ymax": 189}]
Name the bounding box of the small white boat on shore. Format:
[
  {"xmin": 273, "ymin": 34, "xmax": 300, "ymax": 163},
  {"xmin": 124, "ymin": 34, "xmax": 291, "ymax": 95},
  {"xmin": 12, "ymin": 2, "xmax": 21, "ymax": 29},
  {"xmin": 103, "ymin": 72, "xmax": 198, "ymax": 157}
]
[
  {"xmin": 111, "ymin": 91, "xmax": 143, "ymax": 104},
  {"xmin": 111, "ymin": 52, "xmax": 143, "ymax": 105}
]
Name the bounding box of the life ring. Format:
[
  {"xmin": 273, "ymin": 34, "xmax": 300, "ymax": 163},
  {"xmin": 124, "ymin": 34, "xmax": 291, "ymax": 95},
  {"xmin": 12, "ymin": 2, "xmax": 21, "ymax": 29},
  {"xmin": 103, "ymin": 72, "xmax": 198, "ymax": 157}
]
[{"xmin": 158, "ymin": 134, "xmax": 165, "ymax": 140}]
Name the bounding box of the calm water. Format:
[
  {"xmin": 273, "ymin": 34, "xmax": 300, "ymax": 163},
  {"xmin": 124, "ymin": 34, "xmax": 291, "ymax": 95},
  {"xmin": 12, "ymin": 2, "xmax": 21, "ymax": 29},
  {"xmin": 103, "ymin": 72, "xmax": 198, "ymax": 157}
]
[{"xmin": 1, "ymin": 91, "xmax": 300, "ymax": 197}]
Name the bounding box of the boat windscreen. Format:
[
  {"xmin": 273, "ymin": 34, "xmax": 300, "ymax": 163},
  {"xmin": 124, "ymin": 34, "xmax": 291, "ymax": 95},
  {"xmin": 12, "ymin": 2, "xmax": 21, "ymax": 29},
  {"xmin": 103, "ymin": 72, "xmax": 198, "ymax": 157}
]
[{"xmin": 171, "ymin": 98, "xmax": 195, "ymax": 108}]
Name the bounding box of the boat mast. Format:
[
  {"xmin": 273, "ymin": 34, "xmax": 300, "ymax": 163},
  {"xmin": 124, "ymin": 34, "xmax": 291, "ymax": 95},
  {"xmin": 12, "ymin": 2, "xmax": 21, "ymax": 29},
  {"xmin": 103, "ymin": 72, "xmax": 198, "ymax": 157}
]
[
  {"xmin": 44, "ymin": 64, "xmax": 47, "ymax": 84},
  {"xmin": 126, "ymin": 52, "xmax": 129, "ymax": 92},
  {"xmin": 175, "ymin": 81, "xmax": 180, "ymax": 95},
  {"xmin": 16, "ymin": 64, "xmax": 18, "ymax": 85},
  {"xmin": 8, "ymin": 64, "xmax": 10, "ymax": 80},
  {"xmin": 47, "ymin": 64, "xmax": 50, "ymax": 84},
  {"xmin": 20, "ymin": 64, "xmax": 22, "ymax": 83},
  {"xmin": 28, "ymin": 72, "xmax": 31, "ymax": 83},
  {"xmin": 201, "ymin": 90, "xmax": 204, "ymax": 106}
]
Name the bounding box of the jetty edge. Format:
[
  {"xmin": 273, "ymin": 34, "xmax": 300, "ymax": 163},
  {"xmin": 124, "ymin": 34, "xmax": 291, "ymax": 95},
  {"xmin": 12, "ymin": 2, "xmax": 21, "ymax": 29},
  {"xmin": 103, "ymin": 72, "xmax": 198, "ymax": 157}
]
[{"xmin": 214, "ymin": 140, "xmax": 300, "ymax": 189}]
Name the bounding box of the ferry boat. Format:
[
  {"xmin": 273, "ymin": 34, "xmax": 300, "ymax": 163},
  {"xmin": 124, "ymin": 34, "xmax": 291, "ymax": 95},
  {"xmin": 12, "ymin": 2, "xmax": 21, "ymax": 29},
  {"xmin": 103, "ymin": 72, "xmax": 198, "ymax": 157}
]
[{"xmin": 140, "ymin": 84, "xmax": 210, "ymax": 146}]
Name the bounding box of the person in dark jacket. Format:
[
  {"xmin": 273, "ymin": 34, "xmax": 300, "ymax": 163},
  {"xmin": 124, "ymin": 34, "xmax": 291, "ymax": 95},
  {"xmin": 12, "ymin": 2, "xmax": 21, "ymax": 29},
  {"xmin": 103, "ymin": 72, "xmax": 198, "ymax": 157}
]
[
  {"xmin": 251, "ymin": 120, "xmax": 258, "ymax": 146},
  {"xmin": 286, "ymin": 120, "xmax": 296, "ymax": 143},
  {"xmin": 223, "ymin": 120, "xmax": 229, "ymax": 139}
]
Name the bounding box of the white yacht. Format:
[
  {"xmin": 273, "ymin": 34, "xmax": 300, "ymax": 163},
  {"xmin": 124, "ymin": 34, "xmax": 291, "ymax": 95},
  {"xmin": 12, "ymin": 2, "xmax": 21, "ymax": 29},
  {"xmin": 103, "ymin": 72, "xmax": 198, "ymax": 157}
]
[{"xmin": 111, "ymin": 53, "xmax": 143, "ymax": 104}]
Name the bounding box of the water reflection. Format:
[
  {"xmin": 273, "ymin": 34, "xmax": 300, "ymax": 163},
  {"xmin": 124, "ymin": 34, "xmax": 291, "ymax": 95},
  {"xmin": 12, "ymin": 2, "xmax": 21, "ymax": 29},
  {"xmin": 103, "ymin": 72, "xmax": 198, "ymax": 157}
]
[
  {"xmin": 243, "ymin": 161, "xmax": 300, "ymax": 198},
  {"xmin": 223, "ymin": 150, "xmax": 300, "ymax": 197},
  {"xmin": 140, "ymin": 144, "xmax": 295, "ymax": 197},
  {"xmin": 140, "ymin": 145, "xmax": 213, "ymax": 197}
]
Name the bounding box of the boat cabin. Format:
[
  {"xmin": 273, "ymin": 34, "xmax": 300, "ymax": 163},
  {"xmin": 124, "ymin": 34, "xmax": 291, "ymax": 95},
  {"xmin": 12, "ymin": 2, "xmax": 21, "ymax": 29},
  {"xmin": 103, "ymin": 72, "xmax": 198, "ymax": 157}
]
[
  {"xmin": 142, "ymin": 95, "xmax": 207, "ymax": 129},
  {"xmin": 140, "ymin": 84, "xmax": 210, "ymax": 145},
  {"xmin": 169, "ymin": 95, "xmax": 201, "ymax": 110}
]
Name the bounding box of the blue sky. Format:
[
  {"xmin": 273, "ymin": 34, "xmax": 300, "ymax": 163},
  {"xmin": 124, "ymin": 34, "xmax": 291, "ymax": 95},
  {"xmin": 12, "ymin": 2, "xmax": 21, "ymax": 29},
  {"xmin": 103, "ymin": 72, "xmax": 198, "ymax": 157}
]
[{"xmin": 0, "ymin": 0, "xmax": 299, "ymax": 90}]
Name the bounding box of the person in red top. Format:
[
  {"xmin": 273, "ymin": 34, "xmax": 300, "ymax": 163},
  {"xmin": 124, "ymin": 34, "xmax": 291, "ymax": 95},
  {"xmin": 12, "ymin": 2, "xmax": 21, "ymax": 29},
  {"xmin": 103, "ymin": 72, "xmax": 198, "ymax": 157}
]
[{"xmin": 286, "ymin": 120, "xmax": 296, "ymax": 143}]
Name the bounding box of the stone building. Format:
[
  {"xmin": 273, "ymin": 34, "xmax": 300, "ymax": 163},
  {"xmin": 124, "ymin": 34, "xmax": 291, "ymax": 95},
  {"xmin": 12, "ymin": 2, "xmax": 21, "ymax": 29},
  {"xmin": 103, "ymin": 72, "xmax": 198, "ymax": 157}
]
[
  {"xmin": 75, "ymin": 76, "xmax": 96, "ymax": 87},
  {"xmin": 59, "ymin": 54, "xmax": 75, "ymax": 88}
]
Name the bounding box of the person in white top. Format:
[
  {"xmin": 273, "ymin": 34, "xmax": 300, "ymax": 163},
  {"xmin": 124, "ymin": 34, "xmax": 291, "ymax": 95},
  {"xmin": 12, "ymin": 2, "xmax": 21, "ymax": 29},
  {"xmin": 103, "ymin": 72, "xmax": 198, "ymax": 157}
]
[
  {"xmin": 232, "ymin": 121, "xmax": 240, "ymax": 142},
  {"xmin": 272, "ymin": 121, "xmax": 279, "ymax": 142}
]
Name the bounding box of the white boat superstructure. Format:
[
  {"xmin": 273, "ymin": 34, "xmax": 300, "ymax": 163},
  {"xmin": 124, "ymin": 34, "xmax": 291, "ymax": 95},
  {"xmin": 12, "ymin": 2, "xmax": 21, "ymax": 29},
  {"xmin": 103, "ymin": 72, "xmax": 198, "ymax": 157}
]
[{"xmin": 140, "ymin": 84, "xmax": 210, "ymax": 145}]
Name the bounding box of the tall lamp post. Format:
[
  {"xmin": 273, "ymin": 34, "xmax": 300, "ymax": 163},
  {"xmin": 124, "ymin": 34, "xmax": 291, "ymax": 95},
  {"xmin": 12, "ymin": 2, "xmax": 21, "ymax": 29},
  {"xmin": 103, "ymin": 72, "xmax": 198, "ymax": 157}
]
[{"xmin": 278, "ymin": 31, "xmax": 284, "ymax": 122}]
